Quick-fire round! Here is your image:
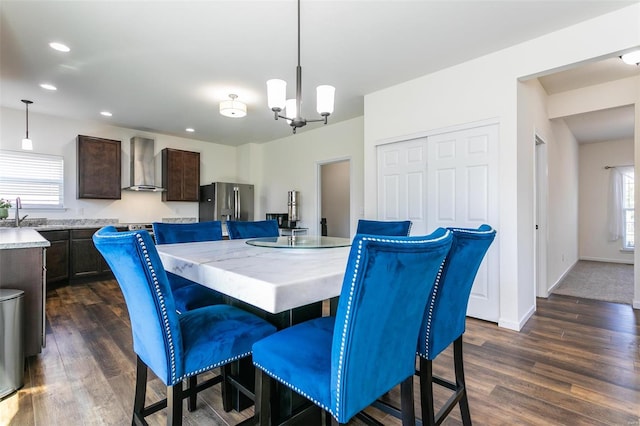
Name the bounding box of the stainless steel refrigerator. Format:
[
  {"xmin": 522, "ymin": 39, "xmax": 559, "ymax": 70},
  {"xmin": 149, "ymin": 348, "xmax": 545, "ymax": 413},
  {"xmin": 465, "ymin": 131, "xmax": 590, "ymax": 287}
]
[{"xmin": 199, "ymin": 182, "xmax": 254, "ymax": 223}]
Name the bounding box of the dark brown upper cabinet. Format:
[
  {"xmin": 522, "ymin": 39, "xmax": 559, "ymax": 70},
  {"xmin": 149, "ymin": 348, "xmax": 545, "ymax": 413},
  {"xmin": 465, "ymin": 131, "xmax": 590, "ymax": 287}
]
[
  {"xmin": 162, "ymin": 148, "xmax": 200, "ymax": 202},
  {"xmin": 77, "ymin": 135, "xmax": 121, "ymax": 199}
]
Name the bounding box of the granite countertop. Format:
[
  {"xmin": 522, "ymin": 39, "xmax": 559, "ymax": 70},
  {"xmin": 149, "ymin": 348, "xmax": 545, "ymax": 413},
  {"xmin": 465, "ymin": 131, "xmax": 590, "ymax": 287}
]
[
  {"xmin": 0, "ymin": 218, "xmax": 120, "ymax": 230},
  {"xmin": 23, "ymin": 224, "xmax": 120, "ymax": 231},
  {"xmin": 0, "ymin": 228, "xmax": 51, "ymax": 249},
  {"xmin": 0, "ymin": 217, "xmax": 198, "ymax": 232}
]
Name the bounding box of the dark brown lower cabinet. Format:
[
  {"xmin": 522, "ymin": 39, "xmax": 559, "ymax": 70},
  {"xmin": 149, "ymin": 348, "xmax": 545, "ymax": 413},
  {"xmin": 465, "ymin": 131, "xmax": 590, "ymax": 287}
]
[
  {"xmin": 39, "ymin": 227, "xmax": 126, "ymax": 283},
  {"xmin": 38, "ymin": 230, "xmax": 70, "ymax": 286},
  {"xmin": 70, "ymin": 228, "xmax": 111, "ymax": 279}
]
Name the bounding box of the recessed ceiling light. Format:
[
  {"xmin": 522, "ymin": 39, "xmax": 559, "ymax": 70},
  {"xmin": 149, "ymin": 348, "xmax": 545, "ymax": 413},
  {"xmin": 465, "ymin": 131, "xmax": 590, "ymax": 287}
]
[
  {"xmin": 49, "ymin": 42, "xmax": 70, "ymax": 52},
  {"xmin": 40, "ymin": 83, "xmax": 57, "ymax": 91},
  {"xmin": 621, "ymin": 50, "xmax": 640, "ymax": 65},
  {"xmin": 186, "ymin": 128, "xmax": 195, "ymax": 133},
  {"xmin": 100, "ymin": 111, "xmax": 113, "ymax": 117}
]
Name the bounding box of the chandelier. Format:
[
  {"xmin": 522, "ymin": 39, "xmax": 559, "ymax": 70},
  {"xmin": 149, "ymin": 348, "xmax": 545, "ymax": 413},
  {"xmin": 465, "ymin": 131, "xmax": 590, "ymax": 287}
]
[{"xmin": 266, "ymin": 0, "xmax": 335, "ymax": 134}]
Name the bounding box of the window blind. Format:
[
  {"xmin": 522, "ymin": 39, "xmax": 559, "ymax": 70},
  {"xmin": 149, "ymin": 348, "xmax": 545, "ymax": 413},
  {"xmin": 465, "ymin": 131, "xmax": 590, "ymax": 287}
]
[{"xmin": 0, "ymin": 150, "xmax": 64, "ymax": 208}]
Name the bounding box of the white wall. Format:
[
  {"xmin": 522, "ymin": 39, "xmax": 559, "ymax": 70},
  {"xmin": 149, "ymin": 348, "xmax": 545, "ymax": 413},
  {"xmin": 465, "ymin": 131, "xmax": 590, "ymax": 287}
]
[
  {"xmin": 0, "ymin": 107, "xmax": 364, "ymax": 233},
  {"xmin": 547, "ymin": 119, "xmax": 580, "ymax": 285},
  {"xmin": 0, "ymin": 107, "xmax": 237, "ymax": 223},
  {"xmin": 364, "ymin": 4, "xmax": 640, "ymax": 329},
  {"xmin": 244, "ymin": 117, "xmax": 364, "ymax": 236},
  {"xmin": 517, "ymin": 78, "xmax": 580, "ymax": 298},
  {"xmin": 579, "ymin": 138, "xmax": 635, "ymax": 264}
]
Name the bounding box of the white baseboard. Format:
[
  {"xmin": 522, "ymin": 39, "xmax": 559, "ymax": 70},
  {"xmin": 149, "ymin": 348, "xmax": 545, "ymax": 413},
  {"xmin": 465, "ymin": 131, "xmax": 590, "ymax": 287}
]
[
  {"xmin": 547, "ymin": 259, "xmax": 579, "ymax": 294},
  {"xmin": 579, "ymin": 256, "xmax": 634, "ymax": 265},
  {"xmin": 633, "ymin": 299, "xmax": 640, "ymax": 310},
  {"xmin": 498, "ymin": 304, "xmax": 536, "ymax": 332}
]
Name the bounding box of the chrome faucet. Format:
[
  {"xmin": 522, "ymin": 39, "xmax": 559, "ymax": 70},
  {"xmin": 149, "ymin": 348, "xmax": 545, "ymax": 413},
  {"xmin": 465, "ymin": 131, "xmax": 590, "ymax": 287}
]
[{"xmin": 15, "ymin": 197, "xmax": 28, "ymax": 227}]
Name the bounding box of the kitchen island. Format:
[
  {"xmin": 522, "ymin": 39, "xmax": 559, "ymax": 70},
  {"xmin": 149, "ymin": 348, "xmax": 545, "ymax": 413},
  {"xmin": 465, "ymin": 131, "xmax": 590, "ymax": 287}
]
[{"xmin": 0, "ymin": 228, "xmax": 50, "ymax": 356}]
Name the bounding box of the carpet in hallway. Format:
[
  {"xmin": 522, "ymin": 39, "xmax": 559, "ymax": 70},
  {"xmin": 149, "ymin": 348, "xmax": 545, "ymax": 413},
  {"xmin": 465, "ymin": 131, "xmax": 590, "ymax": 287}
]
[{"xmin": 552, "ymin": 260, "xmax": 633, "ymax": 304}]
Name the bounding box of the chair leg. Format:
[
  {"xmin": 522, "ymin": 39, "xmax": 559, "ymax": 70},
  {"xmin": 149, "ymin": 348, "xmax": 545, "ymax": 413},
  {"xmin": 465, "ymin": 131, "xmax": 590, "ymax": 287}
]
[
  {"xmin": 419, "ymin": 357, "xmax": 436, "ymax": 426},
  {"xmin": 221, "ymin": 363, "xmax": 233, "ymax": 412},
  {"xmin": 254, "ymin": 369, "xmax": 271, "ymax": 426},
  {"xmin": 187, "ymin": 376, "xmax": 197, "ymax": 412},
  {"xmin": 453, "ymin": 336, "xmax": 471, "ymax": 426},
  {"xmin": 400, "ymin": 376, "xmax": 416, "ymax": 426},
  {"xmin": 167, "ymin": 381, "xmax": 183, "ymax": 426},
  {"xmin": 322, "ymin": 410, "xmax": 331, "ymax": 426},
  {"xmin": 132, "ymin": 356, "xmax": 148, "ymax": 426}
]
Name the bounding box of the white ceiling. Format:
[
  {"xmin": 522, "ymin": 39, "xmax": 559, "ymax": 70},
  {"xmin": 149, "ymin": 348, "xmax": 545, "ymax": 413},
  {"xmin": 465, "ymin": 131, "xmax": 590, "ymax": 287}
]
[
  {"xmin": 538, "ymin": 57, "xmax": 639, "ymax": 144},
  {"xmin": 1, "ymin": 0, "xmax": 638, "ymax": 146}
]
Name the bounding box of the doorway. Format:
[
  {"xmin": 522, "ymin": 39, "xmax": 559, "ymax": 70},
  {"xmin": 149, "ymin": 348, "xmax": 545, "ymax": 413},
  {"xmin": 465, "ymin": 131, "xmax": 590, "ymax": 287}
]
[
  {"xmin": 319, "ymin": 159, "xmax": 350, "ymax": 238},
  {"xmin": 534, "ymin": 58, "xmax": 637, "ymax": 306}
]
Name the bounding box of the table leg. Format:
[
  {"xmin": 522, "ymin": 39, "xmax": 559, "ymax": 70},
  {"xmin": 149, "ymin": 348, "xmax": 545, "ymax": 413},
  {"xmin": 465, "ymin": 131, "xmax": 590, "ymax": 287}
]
[{"xmin": 226, "ymin": 297, "xmax": 324, "ymax": 424}]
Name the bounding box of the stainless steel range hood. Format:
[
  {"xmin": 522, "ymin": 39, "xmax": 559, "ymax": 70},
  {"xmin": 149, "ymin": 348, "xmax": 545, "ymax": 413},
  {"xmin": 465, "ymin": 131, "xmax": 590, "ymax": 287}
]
[{"xmin": 123, "ymin": 137, "xmax": 166, "ymax": 192}]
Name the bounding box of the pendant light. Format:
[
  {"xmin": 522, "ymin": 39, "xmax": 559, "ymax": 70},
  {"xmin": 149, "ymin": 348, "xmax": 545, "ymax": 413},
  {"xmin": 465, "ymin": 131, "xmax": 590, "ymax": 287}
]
[
  {"xmin": 266, "ymin": 0, "xmax": 335, "ymax": 134},
  {"xmin": 21, "ymin": 99, "xmax": 33, "ymax": 151}
]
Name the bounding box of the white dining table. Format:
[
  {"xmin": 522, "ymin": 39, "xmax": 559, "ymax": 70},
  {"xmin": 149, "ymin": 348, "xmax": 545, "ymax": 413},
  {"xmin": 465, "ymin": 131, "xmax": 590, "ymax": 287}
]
[{"xmin": 156, "ymin": 237, "xmax": 352, "ymax": 314}]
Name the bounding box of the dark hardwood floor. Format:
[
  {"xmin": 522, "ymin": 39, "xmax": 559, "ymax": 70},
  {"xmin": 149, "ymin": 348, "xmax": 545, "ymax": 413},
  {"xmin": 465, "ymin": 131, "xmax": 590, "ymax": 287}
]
[{"xmin": 1, "ymin": 279, "xmax": 638, "ymax": 425}]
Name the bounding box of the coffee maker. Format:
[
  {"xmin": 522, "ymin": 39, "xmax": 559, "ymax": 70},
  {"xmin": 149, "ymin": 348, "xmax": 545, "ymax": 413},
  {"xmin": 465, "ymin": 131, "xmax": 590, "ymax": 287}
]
[{"xmin": 287, "ymin": 190, "xmax": 299, "ymax": 228}]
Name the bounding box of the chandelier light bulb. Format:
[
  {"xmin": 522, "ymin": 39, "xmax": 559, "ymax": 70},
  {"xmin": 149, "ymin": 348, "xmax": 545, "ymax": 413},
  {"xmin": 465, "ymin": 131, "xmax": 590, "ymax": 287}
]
[
  {"xmin": 285, "ymin": 99, "xmax": 297, "ymax": 123},
  {"xmin": 316, "ymin": 85, "xmax": 335, "ymax": 115},
  {"xmin": 267, "ymin": 79, "xmax": 287, "ymax": 110}
]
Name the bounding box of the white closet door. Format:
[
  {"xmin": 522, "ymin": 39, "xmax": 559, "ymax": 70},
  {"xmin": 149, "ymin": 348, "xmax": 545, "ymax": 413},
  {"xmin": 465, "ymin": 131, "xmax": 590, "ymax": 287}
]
[
  {"xmin": 427, "ymin": 124, "xmax": 499, "ymax": 321},
  {"xmin": 377, "ymin": 138, "xmax": 428, "ymax": 234},
  {"xmin": 376, "ymin": 123, "xmax": 499, "ymax": 322}
]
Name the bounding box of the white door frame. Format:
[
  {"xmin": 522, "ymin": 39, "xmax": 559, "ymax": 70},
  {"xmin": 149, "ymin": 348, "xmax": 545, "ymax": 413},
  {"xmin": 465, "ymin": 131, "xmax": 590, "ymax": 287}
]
[{"xmin": 534, "ymin": 133, "xmax": 549, "ymax": 298}]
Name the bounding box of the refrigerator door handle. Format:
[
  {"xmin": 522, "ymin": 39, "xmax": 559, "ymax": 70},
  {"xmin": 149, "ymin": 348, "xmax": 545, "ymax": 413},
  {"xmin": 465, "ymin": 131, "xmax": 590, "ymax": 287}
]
[{"xmin": 234, "ymin": 186, "xmax": 240, "ymax": 220}]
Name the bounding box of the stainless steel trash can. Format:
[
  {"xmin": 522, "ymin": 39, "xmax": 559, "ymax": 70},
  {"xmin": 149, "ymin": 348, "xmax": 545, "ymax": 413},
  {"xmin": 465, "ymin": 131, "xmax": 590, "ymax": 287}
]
[{"xmin": 0, "ymin": 289, "xmax": 25, "ymax": 399}]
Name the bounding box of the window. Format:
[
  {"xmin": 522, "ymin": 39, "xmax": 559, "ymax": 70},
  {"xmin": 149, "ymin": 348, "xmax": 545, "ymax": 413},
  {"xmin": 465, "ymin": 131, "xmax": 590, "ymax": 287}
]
[
  {"xmin": 0, "ymin": 150, "xmax": 64, "ymax": 209},
  {"xmin": 622, "ymin": 169, "xmax": 634, "ymax": 250}
]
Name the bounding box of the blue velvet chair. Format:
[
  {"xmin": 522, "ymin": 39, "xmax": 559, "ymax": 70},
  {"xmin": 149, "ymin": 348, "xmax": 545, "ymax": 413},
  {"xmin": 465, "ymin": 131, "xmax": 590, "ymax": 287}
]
[
  {"xmin": 373, "ymin": 224, "xmax": 496, "ymax": 426},
  {"xmin": 418, "ymin": 225, "xmax": 495, "ymax": 426},
  {"xmin": 252, "ymin": 229, "xmax": 453, "ymax": 425},
  {"xmin": 226, "ymin": 219, "xmax": 280, "ymax": 239},
  {"xmin": 152, "ymin": 221, "xmax": 224, "ymax": 313},
  {"xmin": 356, "ymin": 219, "xmax": 412, "ymax": 236},
  {"xmin": 153, "ymin": 221, "xmax": 223, "ymax": 244},
  {"xmin": 93, "ymin": 226, "xmax": 277, "ymax": 425}
]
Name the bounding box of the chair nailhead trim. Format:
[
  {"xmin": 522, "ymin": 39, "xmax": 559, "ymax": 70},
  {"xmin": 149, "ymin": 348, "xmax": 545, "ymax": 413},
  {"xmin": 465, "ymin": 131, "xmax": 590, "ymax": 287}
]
[
  {"xmin": 421, "ymin": 259, "xmax": 445, "ymax": 359},
  {"xmin": 182, "ymin": 351, "xmax": 252, "ymax": 380},
  {"xmin": 135, "ymin": 233, "xmax": 178, "ymax": 385},
  {"xmin": 448, "ymin": 227, "xmax": 495, "ymax": 235}
]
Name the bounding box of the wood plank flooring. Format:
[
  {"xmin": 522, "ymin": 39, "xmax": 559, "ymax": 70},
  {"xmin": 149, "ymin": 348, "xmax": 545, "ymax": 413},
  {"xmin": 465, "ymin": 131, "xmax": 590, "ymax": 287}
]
[{"xmin": 1, "ymin": 279, "xmax": 638, "ymax": 425}]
